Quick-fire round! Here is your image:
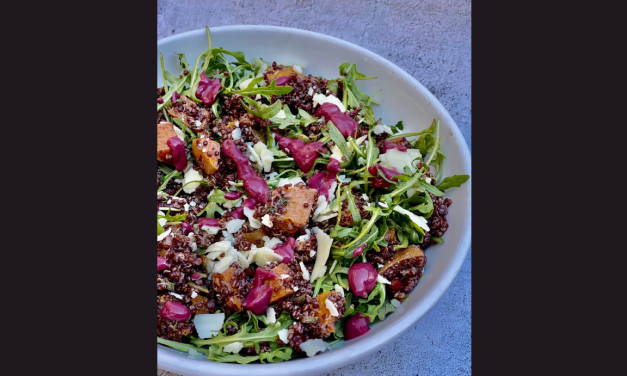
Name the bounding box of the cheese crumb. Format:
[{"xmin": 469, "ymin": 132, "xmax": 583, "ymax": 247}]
[
  {"xmin": 262, "ymin": 214, "xmax": 273, "ymax": 228},
  {"xmin": 299, "ymin": 262, "xmax": 310, "ymax": 280},
  {"xmin": 325, "ymin": 299, "xmax": 339, "ymax": 317}
]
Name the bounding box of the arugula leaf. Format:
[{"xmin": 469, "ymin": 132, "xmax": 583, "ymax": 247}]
[
  {"xmin": 431, "ymin": 236, "xmax": 443, "ymax": 244},
  {"xmin": 436, "ymin": 175, "xmax": 470, "ymax": 191},
  {"xmin": 229, "ymin": 79, "xmax": 293, "ymax": 101},
  {"xmin": 339, "ymin": 63, "xmax": 379, "ymax": 107},
  {"xmin": 174, "ymin": 52, "xmax": 189, "ymax": 70},
  {"xmin": 269, "ymin": 105, "xmax": 299, "ymax": 129},
  {"xmin": 241, "ymin": 97, "xmax": 283, "ymax": 119},
  {"xmin": 190, "ymin": 319, "xmax": 292, "ymax": 347},
  {"xmin": 327, "ymin": 122, "xmax": 353, "ymax": 167},
  {"xmin": 298, "ymin": 109, "xmax": 318, "ymax": 127}
]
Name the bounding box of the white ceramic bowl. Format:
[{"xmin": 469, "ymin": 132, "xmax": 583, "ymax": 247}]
[{"xmin": 157, "ymin": 25, "xmax": 471, "ymax": 376}]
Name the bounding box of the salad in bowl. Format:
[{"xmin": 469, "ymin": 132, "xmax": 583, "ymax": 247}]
[{"xmin": 157, "ymin": 27, "xmax": 469, "ymax": 364}]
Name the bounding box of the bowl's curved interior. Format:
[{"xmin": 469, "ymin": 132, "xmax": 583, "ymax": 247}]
[{"xmin": 157, "ymin": 25, "xmax": 471, "ymax": 376}]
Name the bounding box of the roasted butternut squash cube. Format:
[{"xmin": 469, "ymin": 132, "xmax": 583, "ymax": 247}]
[
  {"xmin": 384, "ymin": 228, "xmax": 397, "ymax": 243},
  {"xmin": 314, "ymin": 291, "xmax": 342, "ymax": 332},
  {"xmin": 379, "ymin": 245, "xmax": 425, "ymax": 276},
  {"xmin": 157, "ymin": 122, "xmax": 178, "ymax": 163},
  {"xmin": 272, "ymin": 186, "xmax": 317, "ymax": 235},
  {"xmin": 167, "ymin": 96, "xmax": 211, "ymax": 133},
  {"xmin": 191, "ymin": 295, "xmax": 212, "ymax": 314},
  {"xmin": 264, "ymin": 263, "xmax": 294, "ymax": 304},
  {"xmin": 192, "ymin": 138, "xmax": 221, "ymax": 175},
  {"xmin": 241, "ymin": 229, "xmax": 267, "ymax": 248},
  {"xmin": 266, "ymin": 66, "xmax": 305, "ymax": 83},
  {"xmin": 211, "ymin": 266, "xmax": 244, "ymax": 312}
]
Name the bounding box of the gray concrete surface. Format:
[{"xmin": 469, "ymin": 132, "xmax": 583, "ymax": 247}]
[{"xmin": 157, "ymin": 1, "xmax": 471, "ymax": 374}]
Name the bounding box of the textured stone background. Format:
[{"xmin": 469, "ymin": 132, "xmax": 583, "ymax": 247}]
[{"xmin": 157, "ymin": 1, "xmax": 471, "ymax": 374}]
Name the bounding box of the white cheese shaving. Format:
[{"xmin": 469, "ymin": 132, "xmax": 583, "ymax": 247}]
[
  {"xmin": 157, "ymin": 228, "xmax": 171, "ymax": 242},
  {"xmin": 231, "ymin": 128, "xmax": 241, "ymax": 140},
  {"xmin": 262, "ymin": 214, "xmax": 273, "ymax": 228},
  {"xmin": 391, "ymin": 299, "xmax": 401, "ymax": 308},
  {"xmin": 191, "ymin": 291, "xmax": 198, "ymax": 298},
  {"xmin": 182, "ymin": 169, "xmax": 203, "ymax": 194},
  {"xmin": 275, "ymin": 109, "xmax": 287, "ymax": 119},
  {"xmin": 280, "ymin": 274, "xmax": 290, "ymax": 279},
  {"xmin": 223, "ymin": 342, "xmax": 244, "ymax": 354},
  {"xmin": 330, "ymin": 145, "xmax": 343, "ymax": 162},
  {"xmin": 222, "ymin": 230, "xmax": 235, "ymax": 245},
  {"xmin": 193, "ymin": 313, "xmax": 225, "ymax": 339},
  {"xmin": 310, "ymin": 250, "xmax": 316, "ymax": 258},
  {"xmin": 277, "ymin": 176, "xmax": 305, "ymax": 187},
  {"xmin": 247, "ymin": 245, "xmax": 283, "ymax": 265},
  {"xmin": 310, "ymin": 230, "xmax": 332, "ymax": 282},
  {"xmin": 377, "ymin": 275, "xmax": 391, "ymax": 284},
  {"xmin": 157, "ymin": 211, "xmax": 167, "ymax": 227},
  {"xmin": 379, "ymin": 148, "xmax": 422, "ymax": 173},
  {"xmin": 244, "ymin": 207, "xmax": 262, "ymax": 229},
  {"xmin": 312, "ymin": 93, "xmax": 346, "ymax": 112},
  {"xmin": 307, "ymin": 87, "xmax": 314, "ymax": 96},
  {"xmin": 173, "ymin": 125, "xmax": 186, "ymax": 142},
  {"xmin": 325, "ymin": 298, "xmax": 339, "ymax": 317},
  {"xmin": 373, "ymin": 124, "xmax": 394, "ymax": 135},
  {"xmin": 292, "ymin": 65, "xmax": 303, "ymax": 74},
  {"xmin": 266, "ymin": 307, "xmax": 276, "ymax": 324},
  {"xmin": 169, "ymin": 292, "xmax": 183, "ymax": 300},
  {"xmin": 226, "ymin": 219, "xmax": 245, "ymax": 234},
  {"xmin": 334, "ymin": 284, "xmax": 345, "ymax": 297},
  {"xmin": 277, "ymin": 329, "xmax": 289, "ymax": 343},
  {"xmin": 300, "ymin": 338, "xmax": 329, "ymax": 357}
]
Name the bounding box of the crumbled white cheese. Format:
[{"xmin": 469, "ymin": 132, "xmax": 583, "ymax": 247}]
[
  {"xmin": 262, "ymin": 214, "xmax": 273, "ymax": 228},
  {"xmin": 231, "ymin": 128, "xmax": 241, "ymax": 140},
  {"xmin": 297, "ymin": 234, "xmax": 311, "ymax": 244},
  {"xmin": 292, "ymin": 65, "xmax": 303, "ymax": 74},
  {"xmin": 300, "ymin": 261, "xmax": 310, "ymax": 280},
  {"xmin": 307, "ymin": 87, "xmax": 314, "ymax": 96},
  {"xmin": 191, "ymin": 291, "xmax": 198, "ymax": 298},
  {"xmin": 183, "ymin": 169, "xmax": 203, "ymax": 194},
  {"xmin": 223, "ymin": 342, "xmax": 244, "ymax": 354},
  {"xmin": 293, "ymin": 286, "xmax": 299, "ymax": 292},
  {"xmin": 310, "ymin": 250, "xmax": 316, "ymax": 258},
  {"xmin": 280, "ymin": 274, "xmax": 290, "ymax": 279},
  {"xmin": 300, "ymin": 338, "xmax": 329, "ymax": 357},
  {"xmin": 265, "ymin": 172, "xmax": 279, "ymax": 180},
  {"xmin": 157, "ymin": 228, "xmax": 171, "ymax": 242},
  {"xmin": 226, "ymin": 219, "xmax": 246, "ymax": 234},
  {"xmin": 378, "ymin": 263, "xmax": 384, "ymax": 269},
  {"xmin": 247, "ymin": 142, "xmax": 274, "ymax": 173},
  {"xmin": 334, "ymin": 284, "xmax": 344, "ymax": 297},
  {"xmin": 377, "ymin": 275, "xmax": 391, "ymax": 284},
  {"xmin": 266, "ymin": 307, "xmax": 276, "ymax": 324},
  {"xmin": 325, "ymin": 298, "xmax": 339, "ymax": 317},
  {"xmin": 277, "ymin": 329, "xmax": 289, "ymax": 343}
]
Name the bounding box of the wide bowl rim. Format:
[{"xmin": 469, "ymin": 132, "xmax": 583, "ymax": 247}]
[{"xmin": 157, "ymin": 24, "xmax": 471, "ymax": 376}]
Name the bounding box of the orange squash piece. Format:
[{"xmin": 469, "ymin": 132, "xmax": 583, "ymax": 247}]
[
  {"xmin": 264, "ymin": 263, "xmax": 295, "ymax": 304},
  {"xmin": 192, "ymin": 138, "xmax": 221, "ymax": 175},
  {"xmin": 379, "ymin": 245, "xmax": 425, "ymax": 276},
  {"xmin": 272, "ymin": 186, "xmax": 317, "ymax": 235},
  {"xmin": 157, "ymin": 122, "xmax": 178, "ymax": 163},
  {"xmin": 211, "ymin": 266, "xmax": 244, "ymax": 312},
  {"xmin": 241, "ymin": 229, "xmax": 267, "ymax": 248},
  {"xmin": 266, "ymin": 66, "xmax": 305, "ymax": 83}
]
